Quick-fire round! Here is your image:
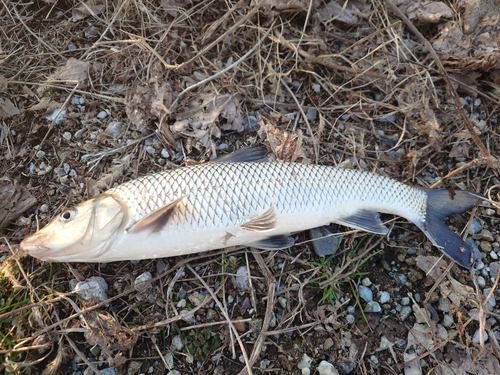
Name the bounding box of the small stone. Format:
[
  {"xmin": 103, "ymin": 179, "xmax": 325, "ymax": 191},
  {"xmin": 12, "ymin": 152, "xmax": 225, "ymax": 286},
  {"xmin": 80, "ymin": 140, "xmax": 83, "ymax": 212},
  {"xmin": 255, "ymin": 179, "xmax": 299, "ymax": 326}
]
[
  {"xmin": 298, "ymin": 353, "xmax": 312, "ymax": 369},
  {"xmin": 347, "ymin": 305, "xmax": 355, "ymax": 314},
  {"xmin": 71, "ymin": 276, "xmax": 108, "ymax": 304},
  {"xmin": 483, "ymin": 288, "xmax": 496, "ymax": 307},
  {"xmin": 312, "ymin": 84, "xmax": 321, "ymax": 93},
  {"xmin": 323, "ymin": 338, "xmax": 334, "ymax": 350},
  {"xmin": 378, "ymin": 291, "xmax": 390, "ymax": 304},
  {"xmin": 46, "ymin": 108, "xmax": 67, "ymax": 124},
  {"xmin": 391, "ymin": 273, "xmax": 408, "ymax": 285},
  {"xmin": 218, "ymin": 143, "xmax": 229, "ymax": 150},
  {"xmin": 163, "ymin": 352, "xmax": 174, "ymax": 370},
  {"xmin": 400, "ymin": 306, "xmax": 412, "ymax": 321},
  {"xmin": 278, "ymin": 297, "xmax": 287, "ymax": 309},
  {"xmin": 491, "ymin": 251, "xmax": 499, "ymax": 260},
  {"xmin": 97, "ymin": 110, "xmax": 108, "ymax": 119},
  {"xmin": 128, "ymin": 361, "xmax": 142, "ymax": 375},
  {"xmin": 472, "ymin": 329, "xmax": 488, "ymax": 344},
  {"xmin": 171, "ymin": 335, "xmax": 184, "ymax": 351},
  {"xmin": 469, "ymin": 219, "xmax": 483, "ymax": 235},
  {"xmin": 442, "ymin": 314, "xmax": 454, "ymax": 327},
  {"xmin": 361, "ymin": 277, "xmax": 372, "ymax": 286},
  {"xmin": 105, "ymin": 120, "xmax": 123, "ymax": 137},
  {"xmin": 63, "ymin": 163, "xmax": 70, "ymax": 174},
  {"xmin": 145, "ymin": 146, "xmax": 156, "ymax": 155},
  {"xmin": 478, "ymin": 229, "xmax": 494, "ymax": 242},
  {"xmin": 36, "ymin": 150, "xmax": 46, "ymax": 158},
  {"xmin": 485, "ymin": 208, "xmax": 496, "ymax": 216},
  {"xmin": 437, "ymin": 298, "xmax": 451, "ymax": 312},
  {"xmin": 243, "ymin": 115, "xmax": 259, "ymax": 131},
  {"xmin": 490, "ymin": 262, "xmax": 500, "ymax": 280},
  {"xmin": 364, "ymin": 301, "xmax": 381, "ymax": 313},
  {"xmin": 62, "ymin": 132, "xmax": 72, "ymax": 140},
  {"xmin": 477, "ymin": 275, "xmax": 486, "ymax": 287},
  {"xmin": 480, "ymin": 241, "xmax": 492, "ymax": 252},
  {"xmin": 235, "ymin": 266, "xmax": 249, "ymax": 289},
  {"xmin": 306, "ymin": 108, "xmax": 317, "ymax": 122},
  {"xmin": 345, "ymin": 314, "xmax": 355, "ymax": 324},
  {"xmin": 40, "ymin": 204, "xmax": 49, "ymax": 212},
  {"xmin": 309, "ymin": 226, "xmax": 342, "ymax": 256},
  {"xmin": 85, "ymin": 25, "xmax": 99, "ymax": 38},
  {"xmin": 358, "ymin": 285, "xmax": 373, "ymax": 303},
  {"xmin": 68, "ymin": 43, "xmax": 77, "ymax": 50},
  {"xmin": 474, "ymin": 98, "xmax": 482, "ymax": 107},
  {"xmin": 337, "ymin": 362, "xmax": 354, "ymax": 373},
  {"xmin": 317, "ymin": 360, "xmax": 339, "ymax": 375},
  {"xmin": 161, "ymin": 149, "xmax": 170, "ymax": 158}
]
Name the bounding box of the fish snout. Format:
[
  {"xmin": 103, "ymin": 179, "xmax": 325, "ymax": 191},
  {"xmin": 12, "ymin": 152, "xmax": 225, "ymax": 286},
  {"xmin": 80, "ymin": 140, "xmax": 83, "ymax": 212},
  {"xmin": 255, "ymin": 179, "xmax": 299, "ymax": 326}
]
[{"xmin": 20, "ymin": 233, "xmax": 51, "ymax": 257}]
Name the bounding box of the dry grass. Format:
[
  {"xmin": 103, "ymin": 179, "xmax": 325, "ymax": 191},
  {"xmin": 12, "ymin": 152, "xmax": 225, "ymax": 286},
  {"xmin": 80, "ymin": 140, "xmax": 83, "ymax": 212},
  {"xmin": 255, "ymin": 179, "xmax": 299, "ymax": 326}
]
[{"xmin": 1, "ymin": 0, "xmax": 500, "ymax": 374}]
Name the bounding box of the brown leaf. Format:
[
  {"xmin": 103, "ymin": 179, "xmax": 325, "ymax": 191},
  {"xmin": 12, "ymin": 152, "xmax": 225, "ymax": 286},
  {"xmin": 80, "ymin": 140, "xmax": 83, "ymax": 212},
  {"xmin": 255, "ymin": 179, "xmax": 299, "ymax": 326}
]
[
  {"xmin": 0, "ymin": 177, "xmax": 37, "ymax": 229},
  {"xmin": 318, "ymin": 0, "xmax": 372, "ymax": 25},
  {"xmin": 0, "ymin": 98, "xmax": 20, "ymax": 119},
  {"xmin": 58, "ymin": 58, "xmax": 89, "ymax": 83}
]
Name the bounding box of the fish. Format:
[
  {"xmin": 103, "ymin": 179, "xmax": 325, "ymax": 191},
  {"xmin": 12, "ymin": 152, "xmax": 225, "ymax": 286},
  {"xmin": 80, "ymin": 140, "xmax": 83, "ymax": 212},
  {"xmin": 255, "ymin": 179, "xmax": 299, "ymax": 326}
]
[{"xmin": 20, "ymin": 145, "xmax": 483, "ymax": 268}]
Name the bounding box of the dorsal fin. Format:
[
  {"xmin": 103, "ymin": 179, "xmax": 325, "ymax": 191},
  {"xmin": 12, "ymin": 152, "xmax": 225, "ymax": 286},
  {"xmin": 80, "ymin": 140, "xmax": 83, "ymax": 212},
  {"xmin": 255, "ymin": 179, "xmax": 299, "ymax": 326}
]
[
  {"xmin": 213, "ymin": 144, "xmax": 268, "ymax": 163},
  {"xmin": 127, "ymin": 197, "xmax": 183, "ymax": 234}
]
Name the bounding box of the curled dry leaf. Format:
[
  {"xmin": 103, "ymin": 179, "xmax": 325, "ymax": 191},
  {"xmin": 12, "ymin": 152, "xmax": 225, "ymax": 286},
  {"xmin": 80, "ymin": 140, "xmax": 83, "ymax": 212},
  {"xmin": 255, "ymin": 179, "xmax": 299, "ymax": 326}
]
[
  {"xmin": 318, "ymin": 0, "xmax": 372, "ymax": 25},
  {"xmin": 0, "ymin": 177, "xmax": 36, "ymax": 229},
  {"xmin": 58, "ymin": 58, "xmax": 90, "ymax": 83},
  {"xmin": 84, "ymin": 311, "xmax": 138, "ymax": 367},
  {"xmin": 0, "ymin": 98, "xmax": 20, "ymax": 119},
  {"xmin": 125, "ymin": 82, "xmax": 173, "ymax": 132},
  {"xmin": 72, "ymin": 2, "xmax": 105, "ymax": 22}
]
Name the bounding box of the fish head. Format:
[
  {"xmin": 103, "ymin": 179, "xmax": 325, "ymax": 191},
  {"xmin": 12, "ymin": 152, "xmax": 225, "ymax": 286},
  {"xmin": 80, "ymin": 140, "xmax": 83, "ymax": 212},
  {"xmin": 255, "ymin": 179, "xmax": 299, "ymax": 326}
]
[{"xmin": 20, "ymin": 193, "xmax": 128, "ymax": 262}]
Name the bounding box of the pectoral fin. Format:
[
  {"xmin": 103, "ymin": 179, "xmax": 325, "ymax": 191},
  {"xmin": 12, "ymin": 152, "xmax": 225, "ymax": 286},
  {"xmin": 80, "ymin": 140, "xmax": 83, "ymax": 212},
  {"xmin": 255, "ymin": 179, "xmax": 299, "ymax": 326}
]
[
  {"xmin": 241, "ymin": 206, "xmax": 277, "ymax": 231},
  {"xmin": 127, "ymin": 197, "xmax": 183, "ymax": 234},
  {"xmin": 249, "ymin": 235, "xmax": 294, "ymax": 250},
  {"xmin": 336, "ymin": 211, "xmax": 388, "ymax": 235}
]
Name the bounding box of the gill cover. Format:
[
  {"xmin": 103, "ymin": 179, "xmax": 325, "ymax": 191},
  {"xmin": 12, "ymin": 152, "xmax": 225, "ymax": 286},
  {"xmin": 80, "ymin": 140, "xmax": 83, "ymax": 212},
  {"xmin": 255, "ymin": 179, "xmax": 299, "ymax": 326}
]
[{"xmin": 22, "ymin": 194, "xmax": 127, "ymax": 261}]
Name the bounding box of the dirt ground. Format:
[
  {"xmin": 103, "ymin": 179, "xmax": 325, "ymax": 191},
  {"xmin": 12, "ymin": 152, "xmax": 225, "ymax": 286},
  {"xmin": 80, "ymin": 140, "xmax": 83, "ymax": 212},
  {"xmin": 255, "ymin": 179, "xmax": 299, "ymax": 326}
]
[{"xmin": 1, "ymin": 0, "xmax": 500, "ymax": 374}]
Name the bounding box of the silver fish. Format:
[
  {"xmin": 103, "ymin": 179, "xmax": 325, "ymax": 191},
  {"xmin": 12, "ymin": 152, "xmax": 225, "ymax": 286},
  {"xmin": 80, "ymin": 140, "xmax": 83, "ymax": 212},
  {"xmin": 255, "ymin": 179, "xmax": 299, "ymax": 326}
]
[{"xmin": 20, "ymin": 147, "xmax": 482, "ymax": 267}]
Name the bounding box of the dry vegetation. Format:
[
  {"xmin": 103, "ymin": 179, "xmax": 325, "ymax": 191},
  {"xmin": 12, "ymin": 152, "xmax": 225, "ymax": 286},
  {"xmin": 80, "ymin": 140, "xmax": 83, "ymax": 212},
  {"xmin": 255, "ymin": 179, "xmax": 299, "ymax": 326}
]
[{"xmin": 1, "ymin": 0, "xmax": 500, "ymax": 374}]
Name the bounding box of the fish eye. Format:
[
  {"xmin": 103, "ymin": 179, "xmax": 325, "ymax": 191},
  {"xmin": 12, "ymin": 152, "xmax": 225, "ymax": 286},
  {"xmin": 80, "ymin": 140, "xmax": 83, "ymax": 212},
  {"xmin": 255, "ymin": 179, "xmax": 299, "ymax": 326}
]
[{"xmin": 60, "ymin": 208, "xmax": 76, "ymax": 222}]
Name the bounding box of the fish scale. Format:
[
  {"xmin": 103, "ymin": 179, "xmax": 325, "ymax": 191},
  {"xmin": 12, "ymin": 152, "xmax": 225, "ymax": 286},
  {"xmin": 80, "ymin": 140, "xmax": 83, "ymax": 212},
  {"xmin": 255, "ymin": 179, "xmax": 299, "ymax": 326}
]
[
  {"xmin": 108, "ymin": 162, "xmax": 426, "ymax": 232},
  {"xmin": 21, "ymin": 157, "xmax": 482, "ymax": 267}
]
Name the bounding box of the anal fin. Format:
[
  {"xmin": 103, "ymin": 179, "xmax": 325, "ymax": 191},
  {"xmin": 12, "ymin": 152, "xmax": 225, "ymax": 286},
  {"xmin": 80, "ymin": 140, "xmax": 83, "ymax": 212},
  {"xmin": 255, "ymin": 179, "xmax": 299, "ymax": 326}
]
[
  {"xmin": 335, "ymin": 211, "xmax": 388, "ymax": 235},
  {"xmin": 248, "ymin": 235, "xmax": 294, "ymax": 250},
  {"xmin": 127, "ymin": 197, "xmax": 183, "ymax": 234}
]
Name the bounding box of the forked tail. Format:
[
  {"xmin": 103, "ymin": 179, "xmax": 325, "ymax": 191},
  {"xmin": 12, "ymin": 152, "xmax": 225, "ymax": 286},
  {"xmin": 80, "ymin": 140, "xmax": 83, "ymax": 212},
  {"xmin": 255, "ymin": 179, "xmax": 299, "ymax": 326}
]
[{"xmin": 416, "ymin": 189, "xmax": 483, "ymax": 268}]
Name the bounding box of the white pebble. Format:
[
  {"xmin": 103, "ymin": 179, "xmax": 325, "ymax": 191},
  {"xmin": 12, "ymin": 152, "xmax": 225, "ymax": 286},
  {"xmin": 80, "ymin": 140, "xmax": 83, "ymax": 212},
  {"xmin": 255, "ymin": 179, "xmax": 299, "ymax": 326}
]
[
  {"xmin": 72, "ymin": 276, "xmax": 108, "ymax": 304},
  {"xmin": 235, "ymin": 266, "xmax": 249, "ymax": 289},
  {"xmin": 62, "ymin": 132, "xmax": 72, "ymax": 140},
  {"xmin": 97, "ymin": 110, "xmax": 108, "ymax": 119},
  {"xmin": 171, "ymin": 335, "xmax": 184, "ymax": 351},
  {"xmin": 297, "ymin": 353, "xmax": 312, "ymax": 369},
  {"xmin": 491, "ymin": 251, "xmax": 499, "ymax": 260},
  {"xmin": 474, "ymin": 98, "xmax": 482, "ymax": 107},
  {"xmin": 36, "ymin": 150, "xmax": 45, "ymax": 158},
  {"xmin": 312, "ymin": 84, "xmax": 321, "ymax": 93},
  {"xmin": 39, "ymin": 204, "xmax": 49, "ymax": 212},
  {"xmin": 472, "ymin": 329, "xmax": 488, "ymax": 344},
  {"xmin": 317, "ymin": 360, "xmax": 339, "ymax": 375},
  {"xmin": 161, "ymin": 149, "xmax": 170, "ymax": 158},
  {"xmin": 145, "ymin": 146, "xmax": 156, "ymax": 155}
]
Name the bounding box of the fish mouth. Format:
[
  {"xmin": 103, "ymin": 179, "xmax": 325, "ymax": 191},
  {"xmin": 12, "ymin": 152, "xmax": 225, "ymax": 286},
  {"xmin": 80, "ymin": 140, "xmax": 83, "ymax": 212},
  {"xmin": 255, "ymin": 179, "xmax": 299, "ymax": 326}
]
[{"xmin": 20, "ymin": 235, "xmax": 51, "ymax": 257}]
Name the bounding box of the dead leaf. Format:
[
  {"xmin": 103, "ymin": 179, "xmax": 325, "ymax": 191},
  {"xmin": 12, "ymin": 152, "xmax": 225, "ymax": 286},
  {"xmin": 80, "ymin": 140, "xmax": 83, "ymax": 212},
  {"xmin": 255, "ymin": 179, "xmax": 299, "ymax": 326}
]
[
  {"xmin": 407, "ymin": 1, "xmax": 454, "ymax": 23},
  {"xmin": 72, "ymin": 3, "xmax": 105, "ymax": 22},
  {"xmin": 318, "ymin": 0, "xmax": 372, "ymax": 24},
  {"xmin": 58, "ymin": 58, "xmax": 89, "ymax": 83},
  {"xmin": 0, "ymin": 98, "xmax": 20, "ymax": 119},
  {"xmin": 126, "ymin": 82, "xmax": 172, "ymax": 132},
  {"xmin": 0, "ymin": 177, "xmax": 37, "ymax": 229}
]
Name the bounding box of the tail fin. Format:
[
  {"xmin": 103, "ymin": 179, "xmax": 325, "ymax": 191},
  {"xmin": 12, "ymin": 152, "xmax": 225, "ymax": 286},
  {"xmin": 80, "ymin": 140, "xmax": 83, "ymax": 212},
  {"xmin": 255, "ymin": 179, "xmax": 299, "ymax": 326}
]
[{"xmin": 416, "ymin": 189, "xmax": 483, "ymax": 268}]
